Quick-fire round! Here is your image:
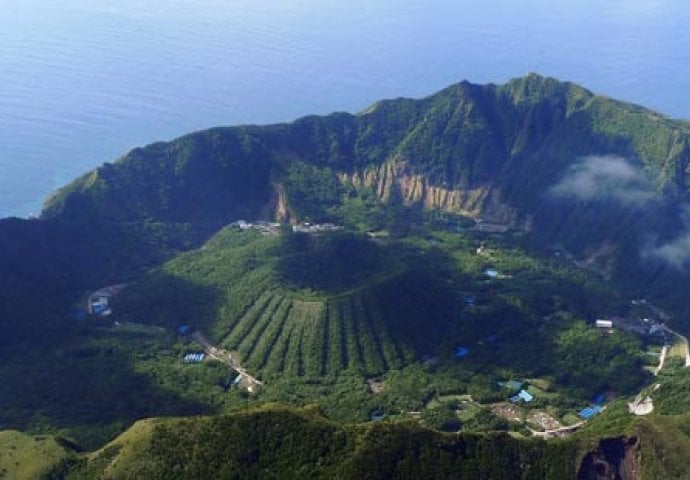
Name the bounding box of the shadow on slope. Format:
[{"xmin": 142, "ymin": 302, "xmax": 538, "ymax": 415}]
[
  {"xmin": 114, "ymin": 272, "xmax": 221, "ymax": 333},
  {"xmin": 0, "ymin": 331, "xmax": 211, "ymax": 450},
  {"xmin": 275, "ymin": 231, "xmax": 395, "ymax": 294}
]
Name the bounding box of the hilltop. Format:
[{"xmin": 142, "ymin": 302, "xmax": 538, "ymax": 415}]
[{"xmin": 5, "ymin": 405, "xmax": 690, "ymax": 479}]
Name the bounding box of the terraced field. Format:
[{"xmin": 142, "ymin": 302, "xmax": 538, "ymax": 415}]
[
  {"xmin": 117, "ymin": 229, "xmax": 460, "ymax": 380},
  {"xmin": 216, "ymin": 269, "xmax": 456, "ymax": 380}
]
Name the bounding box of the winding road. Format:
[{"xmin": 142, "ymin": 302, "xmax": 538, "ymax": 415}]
[
  {"xmin": 192, "ymin": 331, "xmax": 264, "ymax": 387},
  {"xmin": 661, "ymin": 325, "xmax": 690, "ymax": 367}
]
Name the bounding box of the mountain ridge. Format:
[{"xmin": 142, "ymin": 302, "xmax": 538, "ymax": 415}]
[
  {"xmin": 4, "ymin": 74, "xmax": 690, "ymax": 478},
  {"xmin": 20, "ymin": 73, "xmax": 690, "ymax": 334}
]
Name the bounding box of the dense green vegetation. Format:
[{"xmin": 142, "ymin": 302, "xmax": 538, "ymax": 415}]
[
  {"xmin": 5, "ymin": 404, "xmax": 690, "ymax": 479},
  {"xmin": 3, "ymin": 74, "xmax": 690, "ymax": 476},
  {"xmin": 107, "ymin": 226, "xmax": 647, "ymax": 428},
  {"xmin": 0, "ymin": 222, "xmax": 651, "ymax": 452},
  {"xmin": 63, "ymin": 405, "xmax": 584, "ymax": 479}
]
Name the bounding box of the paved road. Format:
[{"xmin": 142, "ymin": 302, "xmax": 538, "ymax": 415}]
[
  {"xmin": 530, "ymin": 421, "xmax": 585, "ymax": 438},
  {"xmin": 661, "ymin": 325, "xmax": 690, "ymax": 367},
  {"xmin": 192, "ymin": 331, "xmax": 264, "ymax": 386},
  {"xmin": 654, "ymin": 345, "xmax": 669, "ymax": 376}
]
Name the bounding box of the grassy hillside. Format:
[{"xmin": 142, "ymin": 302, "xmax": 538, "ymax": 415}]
[
  {"xmin": 116, "ymin": 229, "xmax": 458, "ymax": 380},
  {"xmin": 6, "ymin": 405, "xmax": 689, "ymax": 479},
  {"xmin": 65, "ymin": 405, "xmax": 583, "ymax": 480},
  {"xmin": 0, "ymin": 430, "xmax": 74, "ymax": 479}
]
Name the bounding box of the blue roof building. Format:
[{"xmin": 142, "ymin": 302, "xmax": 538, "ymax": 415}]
[
  {"xmin": 518, "ymin": 390, "xmax": 534, "ymax": 402},
  {"xmin": 484, "ymin": 268, "xmax": 499, "ymax": 278},
  {"xmin": 454, "ymin": 346, "xmax": 470, "ymax": 358},
  {"xmin": 510, "ymin": 389, "xmax": 534, "ymax": 403},
  {"xmin": 183, "ymin": 352, "xmax": 205, "ymax": 363},
  {"xmin": 178, "ymin": 325, "xmax": 191, "ymax": 335},
  {"xmin": 92, "ymin": 303, "xmax": 108, "ymax": 315},
  {"xmin": 578, "ymin": 405, "xmax": 603, "ymax": 420}
]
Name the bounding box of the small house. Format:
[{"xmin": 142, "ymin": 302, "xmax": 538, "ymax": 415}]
[
  {"xmin": 518, "ymin": 390, "xmax": 534, "ymax": 402},
  {"xmin": 595, "ymin": 319, "xmax": 613, "ymax": 329},
  {"xmin": 578, "ymin": 405, "xmax": 602, "ymax": 420},
  {"xmin": 510, "ymin": 389, "xmax": 534, "ymax": 403},
  {"xmin": 484, "ymin": 268, "xmax": 499, "ymax": 278}
]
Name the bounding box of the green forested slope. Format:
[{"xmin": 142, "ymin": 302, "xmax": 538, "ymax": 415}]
[
  {"xmin": 24, "ymin": 73, "xmax": 690, "ymax": 330},
  {"xmin": 115, "ymin": 229, "xmax": 458, "ymax": 380},
  {"xmin": 3, "ymin": 74, "xmax": 689, "ymax": 350},
  {"xmin": 5, "ymin": 405, "xmax": 690, "ymax": 479},
  {"xmin": 65, "ymin": 405, "xmax": 582, "ymax": 480},
  {"xmin": 2, "ymin": 75, "xmax": 690, "ymax": 475},
  {"xmin": 42, "ymin": 74, "xmax": 690, "ymax": 226}
]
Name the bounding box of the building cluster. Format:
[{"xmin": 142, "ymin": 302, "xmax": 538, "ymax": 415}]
[
  {"xmin": 292, "ymin": 222, "xmax": 342, "ymax": 234},
  {"xmin": 498, "ymin": 380, "xmax": 535, "ymax": 403},
  {"xmin": 595, "ymin": 314, "xmax": 664, "ymax": 336},
  {"xmin": 87, "ymin": 284, "xmax": 126, "ymax": 319},
  {"xmin": 233, "ymin": 220, "xmax": 281, "ymax": 235},
  {"xmin": 232, "ymin": 220, "xmax": 343, "ymax": 235}
]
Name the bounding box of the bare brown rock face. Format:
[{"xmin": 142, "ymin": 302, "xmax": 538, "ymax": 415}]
[{"xmin": 577, "ymin": 437, "xmax": 640, "ymax": 480}]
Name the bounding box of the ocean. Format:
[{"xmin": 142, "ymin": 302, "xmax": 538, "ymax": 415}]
[{"xmin": 1, "ymin": 0, "xmax": 689, "ymax": 218}]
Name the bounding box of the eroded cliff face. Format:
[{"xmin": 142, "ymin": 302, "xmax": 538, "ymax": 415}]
[
  {"xmin": 339, "ymin": 158, "xmax": 527, "ymax": 227},
  {"xmin": 577, "ymin": 437, "xmax": 640, "ymax": 480},
  {"xmin": 273, "ymin": 182, "xmax": 291, "ymax": 223}
]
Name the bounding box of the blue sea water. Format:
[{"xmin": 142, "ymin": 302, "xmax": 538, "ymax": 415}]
[{"xmin": 1, "ymin": 0, "xmax": 689, "ymax": 218}]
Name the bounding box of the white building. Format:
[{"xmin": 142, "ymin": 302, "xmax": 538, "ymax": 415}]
[{"xmin": 595, "ymin": 319, "xmax": 613, "ymax": 329}]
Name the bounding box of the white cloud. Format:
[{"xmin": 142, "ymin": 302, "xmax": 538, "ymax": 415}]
[
  {"xmin": 550, "ymin": 155, "xmax": 657, "ymax": 206},
  {"xmin": 643, "ymin": 207, "xmax": 690, "ymax": 269},
  {"xmin": 550, "ymin": 155, "xmax": 690, "ymax": 270}
]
